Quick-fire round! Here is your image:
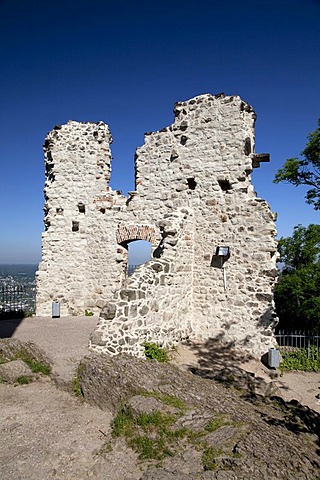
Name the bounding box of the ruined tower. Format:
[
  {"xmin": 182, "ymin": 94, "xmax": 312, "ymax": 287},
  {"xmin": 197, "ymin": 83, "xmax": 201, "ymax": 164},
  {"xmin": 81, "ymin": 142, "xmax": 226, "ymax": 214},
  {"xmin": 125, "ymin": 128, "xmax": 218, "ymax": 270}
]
[{"xmin": 36, "ymin": 93, "xmax": 278, "ymax": 357}]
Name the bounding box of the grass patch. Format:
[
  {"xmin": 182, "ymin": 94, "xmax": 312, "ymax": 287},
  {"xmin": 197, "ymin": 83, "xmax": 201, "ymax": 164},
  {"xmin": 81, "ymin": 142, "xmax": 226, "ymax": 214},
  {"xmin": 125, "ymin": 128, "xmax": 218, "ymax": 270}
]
[
  {"xmin": 129, "ymin": 435, "xmax": 174, "ymax": 460},
  {"xmin": 111, "ymin": 403, "xmax": 233, "ymax": 467},
  {"xmin": 16, "ymin": 375, "xmax": 33, "ymax": 385},
  {"xmin": 204, "ymin": 416, "xmax": 225, "ymax": 433},
  {"xmin": 280, "ymin": 346, "xmax": 320, "ymax": 375},
  {"xmin": 111, "ymin": 406, "xmax": 183, "ymax": 460},
  {"xmin": 202, "ymin": 446, "xmax": 223, "ymax": 471},
  {"xmin": 137, "ymin": 410, "xmax": 176, "ymax": 430},
  {"xmin": 73, "ymin": 375, "xmax": 83, "ymax": 397},
  {"xmin": 112, "ymin": 406, "xmax": 136, "ymax": 437},
  {"xmin": 20, "ymin": 356, "xmax": 51, "ymax": 375}
]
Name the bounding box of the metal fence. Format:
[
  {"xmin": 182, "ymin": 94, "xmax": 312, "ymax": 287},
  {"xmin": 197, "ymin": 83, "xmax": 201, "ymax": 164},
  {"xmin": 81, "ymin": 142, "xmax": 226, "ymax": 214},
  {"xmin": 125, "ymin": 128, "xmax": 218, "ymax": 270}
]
[
  {"xmin": 275, "ymin": 330, "xmax": 320, "ymax": 351},
  {"xmin": 0, "ymin": 283, "xmax": 35, "ymax": 316}
]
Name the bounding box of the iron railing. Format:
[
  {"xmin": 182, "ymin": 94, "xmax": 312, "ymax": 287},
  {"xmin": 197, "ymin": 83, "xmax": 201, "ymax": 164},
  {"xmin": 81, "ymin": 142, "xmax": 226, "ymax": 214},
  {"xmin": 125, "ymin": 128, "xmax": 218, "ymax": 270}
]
[
  {"xmin": 0, "ymin": 283, "xmax": 35, "ymax": 316},
  {"xmin": 275, "ymin": 330, "xmax": 320, "ymax": 353}
]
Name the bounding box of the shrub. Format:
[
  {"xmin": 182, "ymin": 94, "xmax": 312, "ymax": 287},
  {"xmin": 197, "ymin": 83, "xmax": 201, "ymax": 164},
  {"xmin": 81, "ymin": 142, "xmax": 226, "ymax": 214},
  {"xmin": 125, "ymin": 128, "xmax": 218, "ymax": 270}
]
[
  {"xmin": 144, "ymin": 342, "xmax": 170, "ymax": 362},
  {"xmin": 280, "ymin": 346, "xmax": 320, "ymax": 374}
]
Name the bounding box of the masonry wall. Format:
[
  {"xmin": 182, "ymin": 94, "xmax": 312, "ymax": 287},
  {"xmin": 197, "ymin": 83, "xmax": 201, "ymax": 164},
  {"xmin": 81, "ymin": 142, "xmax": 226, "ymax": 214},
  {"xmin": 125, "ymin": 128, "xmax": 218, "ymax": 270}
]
[
  {"xmin": 37, "ymin": 93, "xmax": 278, "ymax": 357},
  {"xmin": 36, "ymin": 121, "xmax": 123, "ymax": 316}
]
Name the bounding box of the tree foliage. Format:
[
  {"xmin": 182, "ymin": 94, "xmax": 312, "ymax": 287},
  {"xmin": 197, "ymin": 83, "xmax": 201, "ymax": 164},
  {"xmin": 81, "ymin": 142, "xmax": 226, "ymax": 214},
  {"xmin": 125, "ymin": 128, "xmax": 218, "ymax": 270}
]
[
  {"xmin": 274, "ymin": 119, "xmax": 320, "ymax": 209},
  {"xmin": 274, "ymin": 224, "xmax": 320, "ymax": 332}
]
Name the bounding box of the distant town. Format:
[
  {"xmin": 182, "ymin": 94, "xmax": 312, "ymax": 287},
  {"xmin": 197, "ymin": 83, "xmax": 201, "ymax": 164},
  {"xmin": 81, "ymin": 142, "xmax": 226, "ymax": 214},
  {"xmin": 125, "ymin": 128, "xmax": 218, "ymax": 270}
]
[
  {"xmin": 0, "ymin": 265, "xmax": 37, "ymax": 316},
  {"xmin": 0, "ymin": 264, "xmax": 140, "ymax": 317}
]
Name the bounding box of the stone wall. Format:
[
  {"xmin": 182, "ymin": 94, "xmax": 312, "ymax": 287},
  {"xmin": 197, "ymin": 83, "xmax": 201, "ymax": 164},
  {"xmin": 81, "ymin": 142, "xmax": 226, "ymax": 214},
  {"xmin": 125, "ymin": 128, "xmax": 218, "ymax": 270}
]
[{"xmin": 36, "ymin": 93, "xmax": 278, "ymax": 357}]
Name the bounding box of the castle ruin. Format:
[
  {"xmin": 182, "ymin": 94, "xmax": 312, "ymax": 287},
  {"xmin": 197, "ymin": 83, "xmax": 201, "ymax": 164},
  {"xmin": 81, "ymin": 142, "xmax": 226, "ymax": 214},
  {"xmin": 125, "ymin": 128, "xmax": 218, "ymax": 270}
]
[{"xmin": 36, "ymin": 93, "xmax": 278, "ymax": 357}]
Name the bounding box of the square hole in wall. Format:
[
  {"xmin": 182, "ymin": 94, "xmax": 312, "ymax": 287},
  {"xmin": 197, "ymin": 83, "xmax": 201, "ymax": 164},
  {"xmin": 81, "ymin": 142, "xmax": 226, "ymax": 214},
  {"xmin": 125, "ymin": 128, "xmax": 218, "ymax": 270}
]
[
  {"xmin": 78, "ymin": 203, "xmax": 85, "ymax": 213},
  {"xmin": 72, "ymin": 221, "xmax": 79, "ymax": 232}
]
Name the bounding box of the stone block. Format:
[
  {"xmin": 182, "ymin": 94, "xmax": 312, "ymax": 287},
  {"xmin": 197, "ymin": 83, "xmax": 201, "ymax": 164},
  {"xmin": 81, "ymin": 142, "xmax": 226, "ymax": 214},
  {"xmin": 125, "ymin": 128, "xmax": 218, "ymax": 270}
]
[{"xmin": 0, "ymin": 360, "xmax": 34, "ymax": 383}]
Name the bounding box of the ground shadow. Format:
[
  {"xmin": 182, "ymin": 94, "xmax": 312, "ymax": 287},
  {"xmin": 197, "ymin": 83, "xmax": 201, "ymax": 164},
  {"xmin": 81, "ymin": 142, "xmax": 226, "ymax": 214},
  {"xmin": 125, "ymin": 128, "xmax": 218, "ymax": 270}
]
[
  {"xmin": 181, "ymin": 334, "xmax": 278, "ymax": 395},
  {"xmin": 180, "ymin": 336, "xmax": 320, "ymax": 444},
  {"xmin": 0, "ymin": 314, "xmax": 25, "ymax": 338}
]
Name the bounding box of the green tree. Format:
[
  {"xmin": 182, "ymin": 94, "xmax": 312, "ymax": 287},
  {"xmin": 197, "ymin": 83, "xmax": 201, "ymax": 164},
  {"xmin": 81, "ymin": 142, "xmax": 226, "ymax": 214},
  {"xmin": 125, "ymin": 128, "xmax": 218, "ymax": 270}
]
[
  {"xmin": 274, "ymin": 224, "xmax": 320, "ymax": 332},
  {"xmin": 274, "ymin": 119, "xmax": 320, "ymax": 209}
]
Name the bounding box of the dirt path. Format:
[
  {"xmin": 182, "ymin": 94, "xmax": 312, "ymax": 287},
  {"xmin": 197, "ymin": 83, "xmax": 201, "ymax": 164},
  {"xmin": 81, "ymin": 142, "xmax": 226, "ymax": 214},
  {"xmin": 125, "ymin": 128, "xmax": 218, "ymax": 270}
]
[{"xmin": 0, "ymin": 378, "xmax": 114, "ymax": 480}]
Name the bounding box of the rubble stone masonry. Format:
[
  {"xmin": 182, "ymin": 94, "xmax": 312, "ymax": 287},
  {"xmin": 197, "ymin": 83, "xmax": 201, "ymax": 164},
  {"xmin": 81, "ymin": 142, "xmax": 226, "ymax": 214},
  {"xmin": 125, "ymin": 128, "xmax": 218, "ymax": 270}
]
[{"xmin": 36, "ymin": 93, "xmax": 278, "ymax": 357}]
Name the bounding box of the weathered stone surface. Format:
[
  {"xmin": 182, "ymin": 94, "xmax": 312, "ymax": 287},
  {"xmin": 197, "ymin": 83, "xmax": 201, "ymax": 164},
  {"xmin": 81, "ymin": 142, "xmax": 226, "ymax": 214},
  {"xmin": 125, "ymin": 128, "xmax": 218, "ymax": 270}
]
[
  {"xmin": 36, "ymin": 93, "xmax": 278, "ymax": 358},
  {"xmin": 0, "ymin": 359, "xmax": 34, "ymax": 383},
  {"xmin": 78, "ymin": 352, "xmax": 320, "ymax": 479},
  {"xmin": 128, "ymin": 395, "xmax": 174, "ymax": 416},
  {"xmin": 0, "ymin": 338, "xmax": 53, "ymax": 368}
]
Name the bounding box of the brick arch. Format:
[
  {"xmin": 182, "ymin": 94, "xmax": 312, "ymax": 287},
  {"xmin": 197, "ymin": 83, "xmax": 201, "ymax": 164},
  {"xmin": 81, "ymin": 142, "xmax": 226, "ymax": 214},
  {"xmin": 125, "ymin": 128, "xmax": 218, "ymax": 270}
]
[{"xmin": 116, "ymin": 224, "xmax": 157, "ymax": 245}]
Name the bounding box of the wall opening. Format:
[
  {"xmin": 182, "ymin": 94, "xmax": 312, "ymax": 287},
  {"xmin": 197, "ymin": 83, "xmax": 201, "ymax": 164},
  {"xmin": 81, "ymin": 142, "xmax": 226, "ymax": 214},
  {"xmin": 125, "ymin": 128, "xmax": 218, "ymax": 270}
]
[
  {"xmin": 72, "ymin": 221, "xmax": 79, "ymax": 232},
  {"xmin": 218, "ymin": 179, "xmax": 232, "ymax": 191},
  {"xmin": 244, "ymin": 137, "xmax": 251, "ymax": 156},
  {"xmin": 187, "ymin": 177, "xmax": 197, "ymax": 190},
  {"xmin": 78, "ymin": 202, "xmax": 85, "ymax": 213},
  {"xmin": 127, "ymin": 240, "xmax": 152, "ymax": 275}
]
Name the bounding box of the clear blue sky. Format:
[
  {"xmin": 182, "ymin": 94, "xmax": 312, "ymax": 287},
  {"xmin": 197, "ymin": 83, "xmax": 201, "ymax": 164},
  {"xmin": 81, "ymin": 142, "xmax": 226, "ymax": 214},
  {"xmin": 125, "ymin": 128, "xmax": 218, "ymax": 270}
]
[{"xmin": 0, "ymin": 0, "xmax": 319, "ymax": 264}]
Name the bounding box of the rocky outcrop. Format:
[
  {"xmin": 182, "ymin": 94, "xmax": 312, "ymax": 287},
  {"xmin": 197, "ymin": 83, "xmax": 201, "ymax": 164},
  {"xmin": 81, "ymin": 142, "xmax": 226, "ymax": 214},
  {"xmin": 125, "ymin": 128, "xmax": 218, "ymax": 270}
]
[
  {"xmin": 78, "ymin": 352, "xmax": 320, "ymax": 479},
  {"xmin": 0, "ymin": 359, "xmax": 34, "ymax": 383}
]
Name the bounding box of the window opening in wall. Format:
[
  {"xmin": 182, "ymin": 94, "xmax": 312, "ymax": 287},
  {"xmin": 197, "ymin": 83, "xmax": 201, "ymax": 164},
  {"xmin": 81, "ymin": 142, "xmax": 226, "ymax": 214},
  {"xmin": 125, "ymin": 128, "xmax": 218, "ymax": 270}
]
[
  {"xmin": 72, "ymin": 221, "xmax": 79, "ymax": 232},
  {"xmin": 127, "ymin": 240, "xmax": 152, "ymax": 276},
  {"xmin": 56, "ymin": 207, "xmax": 64, "ymax": 215},
  {"xmin": 78, "ymin": 203, "xmax": 85, "ymax": 213},
  {"xmin": 218, "ymin": 179, "xmax": 232, "ymax": 191},
  {"xmin": 187, "ymin": 177, "xmax": 197, "ymax": 190},
  {"xmin": 244, "ymin": 137, "xmax": 251, "ymax": 156}
]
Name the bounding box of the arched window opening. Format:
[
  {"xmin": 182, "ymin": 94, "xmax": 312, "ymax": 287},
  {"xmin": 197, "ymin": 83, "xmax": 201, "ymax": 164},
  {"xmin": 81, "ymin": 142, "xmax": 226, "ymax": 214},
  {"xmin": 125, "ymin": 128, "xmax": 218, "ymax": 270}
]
[{"xmin": 127, "ymin": 240, "xmax": 152, "ymax": 276}]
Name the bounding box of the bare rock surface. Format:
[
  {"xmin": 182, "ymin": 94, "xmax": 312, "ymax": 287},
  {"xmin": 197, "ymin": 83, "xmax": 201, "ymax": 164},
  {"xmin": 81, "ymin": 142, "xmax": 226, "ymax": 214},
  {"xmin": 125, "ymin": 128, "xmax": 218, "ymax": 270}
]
[
  {"xmin": 0, "ymin": 359, "xmax": 34, "ymax": 383},
  {"xmin": 78, "ymin": 352, "xmax": 320, "ymax": 479}
]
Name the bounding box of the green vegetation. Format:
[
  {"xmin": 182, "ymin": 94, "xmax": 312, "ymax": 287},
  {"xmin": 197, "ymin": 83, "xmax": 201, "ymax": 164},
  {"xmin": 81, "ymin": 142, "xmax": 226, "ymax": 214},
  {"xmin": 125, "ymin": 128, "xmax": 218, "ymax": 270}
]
[
  {"xmin": 280, "ymin": 346, "xmax": 320, "ymax": 375},
  {"xmin": 16, "ymin": 375, "xmax": 33, "ymax": 385},
  {"xmin": 73, "ymin": 375, "xmax": 83, "ymax": 397},
  {"xmin": 274, "ymin": 224, "xmax": 320, "ymax": 333},
  {"xmin": 85, "ymin": 309, "xmax": 94, "ymax": 316},
  {"xmin": 15, "ymin": 353, "xmax": 51, "ymax": 375},
  {"xmin": 111, "ymin": 403, "xmax": 231, "ymax": 467},
  {"xmin": 274, "ymin": 121, "xmax": 320, "ymax": 333},
  {"xmin": 274, "ymin": 119, "xmax": 320, "ymax": 210},
  {"xmin": 111, "ymin": 406, "xmax": 177, "ymax": 460},
  {"xmin": 204, "ymin": 415, "xmax": 226, "ymax": 432},
  {"xmin": 202, "ymin": 446, "xmax": 223, "ymax": 471},
  {"xmin": 0, "ymin": 347, "xmax": 51, "ymax": 375},
  {"xmin": 144, "ymin": 342, "xmax": 170, "ymax": 362}
]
